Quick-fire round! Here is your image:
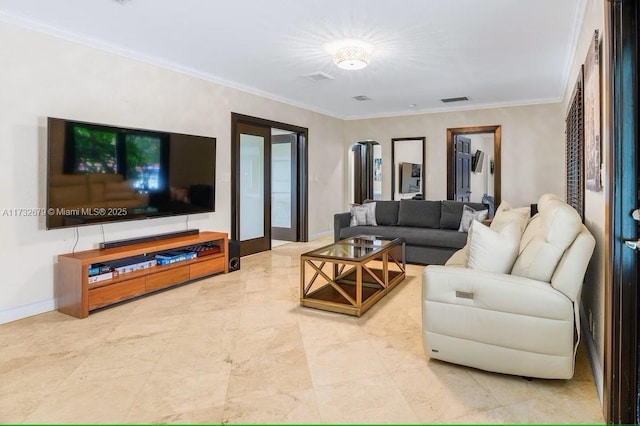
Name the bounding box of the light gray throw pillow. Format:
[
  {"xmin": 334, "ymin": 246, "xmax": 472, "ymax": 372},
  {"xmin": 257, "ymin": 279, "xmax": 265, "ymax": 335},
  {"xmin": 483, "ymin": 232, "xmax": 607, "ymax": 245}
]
[
  {"xmin": 458, "ymin": 205, "xmax": 489, "ymax": 232},
  {"xmin": 350, "ymin": 202, "xmax": 377, "ymax": 226}
]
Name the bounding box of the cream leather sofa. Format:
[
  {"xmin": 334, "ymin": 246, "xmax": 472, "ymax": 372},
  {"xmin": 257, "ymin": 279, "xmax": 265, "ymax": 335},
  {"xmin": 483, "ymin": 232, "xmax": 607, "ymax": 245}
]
[{"xmin": 422, "ymin": 194, "xmax": 595, "ymax": 379}]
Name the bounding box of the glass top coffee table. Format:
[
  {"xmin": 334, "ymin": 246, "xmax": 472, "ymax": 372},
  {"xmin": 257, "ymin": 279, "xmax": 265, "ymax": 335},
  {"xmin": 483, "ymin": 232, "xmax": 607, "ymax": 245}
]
[{"xmin": 300, "ymin": 235, "xmax": 405, "ymax": 316}]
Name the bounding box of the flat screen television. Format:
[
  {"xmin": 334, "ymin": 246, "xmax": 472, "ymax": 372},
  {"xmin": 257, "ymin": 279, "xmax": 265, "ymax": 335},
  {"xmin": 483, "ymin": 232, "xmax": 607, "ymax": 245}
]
[
  {"xmin": 399, "ymin": 162, "xmax": 421, "ymax": 193},
  {"xmin": 46, "ymin": 117, "xmax": 216, "ymax": 230},
  {"xmin": 472, "ymin": 150, "xmax": 484, "ymax": 172}
]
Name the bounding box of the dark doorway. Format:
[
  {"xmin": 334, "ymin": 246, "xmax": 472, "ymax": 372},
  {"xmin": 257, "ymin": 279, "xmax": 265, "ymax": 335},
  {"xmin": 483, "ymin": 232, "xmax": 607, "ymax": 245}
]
[
  {"xmin": 446, "ymin": 125, "xmax": 502, "ymax": 210},
  {"xmin": 454, "ymin": 135, "xmax": 472, "ymax": 202},
  {"xmin": 231, "ymin": 114, "xmax": 308, "ymax": 257},
  {"xmin": 351, "ymin": 141, "xmax": 381, "ymax": 204}
]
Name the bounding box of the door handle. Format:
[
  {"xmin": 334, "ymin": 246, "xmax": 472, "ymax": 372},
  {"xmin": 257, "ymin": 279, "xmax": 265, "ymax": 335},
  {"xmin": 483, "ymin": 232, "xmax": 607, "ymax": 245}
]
[
  {"xmin": 626, "ymin": 210, "xmax": 640, "ymax": 250},
  {"xmin": 625, "ymin": 240, "xmax": 640, "ymax": 250}
]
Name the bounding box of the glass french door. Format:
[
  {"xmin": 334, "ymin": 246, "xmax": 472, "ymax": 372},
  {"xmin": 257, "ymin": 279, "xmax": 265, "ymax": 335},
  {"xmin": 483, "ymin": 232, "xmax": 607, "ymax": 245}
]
[
  {"xmin": 236, "ymin": 122, "xmax": 271, "ymax": 256},
  {"xmin": 271, "ymin": 131, "xmax": 297, "ymax": 241}
]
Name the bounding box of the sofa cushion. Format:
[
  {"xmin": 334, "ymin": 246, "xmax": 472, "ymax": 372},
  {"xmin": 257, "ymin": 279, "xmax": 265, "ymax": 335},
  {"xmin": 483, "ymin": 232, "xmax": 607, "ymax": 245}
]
[
  {"xmin": 49, "ymin": 174, "xmax": 88, "ymax": 186},
  {"xmin": 490, "ymin": 201, "xmax": 530, "ymax": 233},
  {"xmin": 340, "ymin": 225, "xmax": 467, "ymax": 249},
  {"xmin": 397, "ymin": 200, "xmax": 441, "ymax": 228},
  {"xmin": 467, "ymin": 220, "xmax": 521, "ymax": 273},
  {"xmin": 104, "ymin": 190, "xmax": 135, "ymax": 202},
  {"xmin": 103, "ymin": 180, "xmax": 135, "ymax": 202},
  {"xmin": 511, "ymin": 196, "xmax": 582, "ymax": 283},
  {"xmin": 50, "ymin": 185, "xmax": 89, "ymax": 207},
  {"xmin": 89, "ymin": 183, "xmax": 105, "ymax": 202},
  {"xmin": 440, "ymin": 201, "xmax": 488, "ymax": 230},
  {"xmin": 537, "ymin": 193, "xmax": 563, "ymax": 212},
  {"xmin": 87, "ymin": 173, "xmax": 123, "ymax": 184},
  {"xmin": 340, "ymin": 225, "xmax": 394, "ymax": 241},
  {"xmin": 350, "ymin": 203, "xmax": 377, "ymax": 226},
  {"xmin": 375, "ymin": 201, "xmax": 399, "ymax": 226},
  {"xmin": 404, "ymin": 228, "xmax": 468, "ymax": 249},
  {"xmin": 458, "ymin": 205, "xmax": 489, "ymax": 232}
]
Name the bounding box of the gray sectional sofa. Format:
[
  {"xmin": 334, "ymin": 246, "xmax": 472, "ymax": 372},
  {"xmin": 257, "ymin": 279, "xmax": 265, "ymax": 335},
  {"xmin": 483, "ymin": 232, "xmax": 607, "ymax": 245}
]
[{"xmin": 334, "ymin": 200, "xmax": 487, "ymax": 265}]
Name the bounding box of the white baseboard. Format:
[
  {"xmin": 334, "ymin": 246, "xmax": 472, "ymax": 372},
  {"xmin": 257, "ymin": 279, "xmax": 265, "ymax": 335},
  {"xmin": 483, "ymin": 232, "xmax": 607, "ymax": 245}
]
[
  {"xmin": 309, "ymin": 230, "xmax": 332, "ymax": 240},
  {"xmin": 579, "ymin": 301, "xmax": 603, "ymax": 403},
  {"xmin": 0, "ymin": 299, "xmax": 55, "ymax": 325}
]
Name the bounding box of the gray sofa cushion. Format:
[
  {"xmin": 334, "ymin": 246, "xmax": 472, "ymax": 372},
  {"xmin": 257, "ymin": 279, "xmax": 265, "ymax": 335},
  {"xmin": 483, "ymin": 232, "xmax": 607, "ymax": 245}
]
[
  {"xmin": 340, "ymin": 225, "xmax": 398, "ymax": 241},
  {"xmin": 339, "ymin": 225, "xmax": 467, "ymax": 249},
  {"xmin": 397, "ymin": 200, "xmax": 441, "ymax": 228},
  {"xmin": 375, "ymin": 201, "xmax": 400, "ymax": 226},
  {"xmin": 440, "ymin": 201, "xmax": 488, "ymax": 230}
]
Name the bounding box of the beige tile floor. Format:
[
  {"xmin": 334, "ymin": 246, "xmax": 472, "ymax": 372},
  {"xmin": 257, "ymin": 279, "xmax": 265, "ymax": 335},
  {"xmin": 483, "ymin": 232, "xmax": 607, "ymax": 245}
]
[{"xmin": 0, "ymin": 237, "xmax": 604, "ymax": 424}]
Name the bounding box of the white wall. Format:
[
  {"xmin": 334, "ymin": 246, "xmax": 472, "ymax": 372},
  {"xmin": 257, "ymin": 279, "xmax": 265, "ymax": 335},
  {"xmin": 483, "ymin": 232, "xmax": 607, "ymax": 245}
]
[
  {"xmin": 0, "ymin": 22, "xmax": 345, "ymax": 322},
  {"xmin": 344, "ymin": 103, "xmax": 565, "ymax": 208},
  {"xmin": 562, "ymin": 0, "xmax": 606, "ymax": 400}
]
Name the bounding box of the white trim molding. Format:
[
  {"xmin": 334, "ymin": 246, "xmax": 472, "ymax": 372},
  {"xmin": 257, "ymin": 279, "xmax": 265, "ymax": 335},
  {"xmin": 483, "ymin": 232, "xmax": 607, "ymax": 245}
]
[
  {"xmin": 0, "ymin": 299, "xmax": 55, "ymax": 325},
  {"xmin": 580, "ymin": 301, "xmax": 603, "ymax": 404}
]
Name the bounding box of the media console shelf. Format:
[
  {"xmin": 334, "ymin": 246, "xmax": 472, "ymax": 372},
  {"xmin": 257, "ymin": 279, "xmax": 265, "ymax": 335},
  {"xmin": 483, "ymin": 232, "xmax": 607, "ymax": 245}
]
[{"xmin": 56, "ymin": 231, "xmax": 228, "ymax": 318}]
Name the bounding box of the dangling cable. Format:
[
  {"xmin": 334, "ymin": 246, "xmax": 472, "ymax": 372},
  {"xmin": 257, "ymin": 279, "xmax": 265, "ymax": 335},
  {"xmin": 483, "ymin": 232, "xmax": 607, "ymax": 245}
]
[{"xmin": 72, "ymin": 227, "xmax": 79, "ymax": 254}]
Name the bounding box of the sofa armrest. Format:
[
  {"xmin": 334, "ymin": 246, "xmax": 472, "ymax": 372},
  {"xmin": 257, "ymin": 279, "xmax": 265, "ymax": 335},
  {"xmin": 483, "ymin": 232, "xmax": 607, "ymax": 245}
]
[
  {"xmin": 423, "ymin": 265, "xmax": 573, "ymax": 320},
  {"xmin": 334, "ymin": 212, "xmax": 351, "ymax": 242}
]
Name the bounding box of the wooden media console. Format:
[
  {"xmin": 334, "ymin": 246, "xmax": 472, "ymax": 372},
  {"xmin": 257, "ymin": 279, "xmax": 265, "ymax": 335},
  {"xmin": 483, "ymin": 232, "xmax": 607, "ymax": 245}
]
[{"xmin": 56, "ymin": 231, "xmax": 228, "ymax": 318}]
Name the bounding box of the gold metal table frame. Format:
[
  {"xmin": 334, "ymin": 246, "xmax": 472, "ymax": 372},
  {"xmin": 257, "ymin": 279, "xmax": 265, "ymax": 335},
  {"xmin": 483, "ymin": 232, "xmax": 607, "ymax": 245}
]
[{"xmin": 300, "ymin": 236, "xmax": 406, "ymax": 316}]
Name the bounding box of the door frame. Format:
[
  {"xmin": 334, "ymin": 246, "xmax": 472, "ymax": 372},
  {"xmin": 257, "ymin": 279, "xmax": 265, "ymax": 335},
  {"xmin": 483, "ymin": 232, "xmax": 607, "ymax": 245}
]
[
  {"xmin": 231, "ymin": 113, "xmax": 309, "ymax": 248},
  {"xmin": 604, "ymin": 0, "xmax": 639, "ymax": 423},
  {"xmin": 446, "ymin": 125, "xmax": 501, "ymax": 209}
]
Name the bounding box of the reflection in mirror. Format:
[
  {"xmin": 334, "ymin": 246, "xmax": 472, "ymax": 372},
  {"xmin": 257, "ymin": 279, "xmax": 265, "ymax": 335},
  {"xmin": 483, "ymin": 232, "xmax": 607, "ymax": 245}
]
[
  {"xmin": 392, "ymin": 137, "xmax": 426, "ymax": 200},
  {"xmin": 349, "ymin": 140, "xmax": 382, "ymax": 204},
  {"xmin": 447, "ymin": 126, "xmax": 501, "ymax": 216},
  {"xmin": 466, "ymin": 133, "xmax": 495, "ymax": 203}
]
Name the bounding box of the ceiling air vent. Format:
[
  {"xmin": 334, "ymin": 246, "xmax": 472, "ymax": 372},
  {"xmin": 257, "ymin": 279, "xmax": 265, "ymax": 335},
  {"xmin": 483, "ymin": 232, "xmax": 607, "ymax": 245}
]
[
  {"xmin": 441, "ymin": 96, "xmax": 470, "ymax": 103},
  {"xmin": 302, "ymin": 72, "xmax": 334, "ymax": 82},
  {"xmin": 353, "ymin": 95, "xmax": 372, "ymax": 101}
]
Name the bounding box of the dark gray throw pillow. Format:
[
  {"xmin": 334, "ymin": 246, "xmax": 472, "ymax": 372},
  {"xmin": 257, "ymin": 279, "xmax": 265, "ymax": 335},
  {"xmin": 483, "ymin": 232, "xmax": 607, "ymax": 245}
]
[
  {"xmin": 440, "ymin": 200, "xmax": 488, "ymax": 230},
  {"xmin": 397, "ymin": 200, "xmax": 441, "ymax": 228},
  {"xmin": 375, "ymin": 201, "xmax": 400, "ymax": 226}
]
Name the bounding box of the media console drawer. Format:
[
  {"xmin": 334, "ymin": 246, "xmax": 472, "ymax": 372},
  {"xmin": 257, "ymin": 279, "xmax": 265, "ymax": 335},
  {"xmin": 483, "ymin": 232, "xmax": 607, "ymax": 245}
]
[
  {"xmin": 88, "ymin": 277, "xmax": 146, "ymax": 310},
  {"xmin": 190, "ymin": 257, "xmax": 225, "ymax": 279},
  {"xmin": 146, "ymin": 266, "xmax": 190, "ymax": 291}
]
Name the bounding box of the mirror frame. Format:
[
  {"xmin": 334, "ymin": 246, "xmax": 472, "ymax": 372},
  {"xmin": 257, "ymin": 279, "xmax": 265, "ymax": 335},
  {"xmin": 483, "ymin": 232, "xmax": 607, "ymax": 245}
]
[
  {"xmin": 446, "ymin": 125, "xmax": 501, "ymax": 210},
  {"xmin": 391, "ymin": 137, "xmax": 426, "ymax": 200}
]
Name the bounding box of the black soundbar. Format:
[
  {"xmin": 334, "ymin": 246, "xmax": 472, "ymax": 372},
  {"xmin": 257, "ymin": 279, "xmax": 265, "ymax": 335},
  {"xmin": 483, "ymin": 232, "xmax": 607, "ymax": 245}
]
[{"xmin": 100, "ymin": 229, "xmax": 199, "ymax": 249}]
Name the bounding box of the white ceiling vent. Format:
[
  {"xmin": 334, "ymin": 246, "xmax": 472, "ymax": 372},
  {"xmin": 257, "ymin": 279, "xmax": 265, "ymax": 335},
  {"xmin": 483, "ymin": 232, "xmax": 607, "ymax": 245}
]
[
  {"xmin": 301, "ymin": 72, "xmax": 334, "ymax": 82},
  {"xmin": 441, "ymin": 96, "xmax": 470, "ymax": 103},
  {"xmin": 353, "ymin": 95, "xmax": 372, "ymax": 101}
]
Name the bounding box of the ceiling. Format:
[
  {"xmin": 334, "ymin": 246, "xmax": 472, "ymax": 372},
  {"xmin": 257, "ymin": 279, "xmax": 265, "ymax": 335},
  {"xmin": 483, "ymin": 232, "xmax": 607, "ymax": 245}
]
[{"xmin": 0, "ymin": 0, "xmax": 586, "ymax": 119}]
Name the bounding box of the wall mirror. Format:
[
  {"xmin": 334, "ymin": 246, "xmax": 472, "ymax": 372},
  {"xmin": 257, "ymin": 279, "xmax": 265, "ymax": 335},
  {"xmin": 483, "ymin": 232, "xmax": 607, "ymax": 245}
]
[
  {"xmin": 391, "ymin": 137, "xmax": 426, "ymax": 200},
  {"xmin": 446, "ymin": 125, "xmax": 501, "ymax": 215},
  {"xmin": 349, "ymin": 140, "xmax": 382, "ymax": 204}
]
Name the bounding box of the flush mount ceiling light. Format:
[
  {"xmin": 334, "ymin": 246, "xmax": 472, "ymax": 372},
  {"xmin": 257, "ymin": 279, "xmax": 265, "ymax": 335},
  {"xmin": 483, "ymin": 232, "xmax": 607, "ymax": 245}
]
[{"xmin": 333, "ymin": 46, "xmax": 371, "ymax": 70}]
